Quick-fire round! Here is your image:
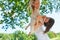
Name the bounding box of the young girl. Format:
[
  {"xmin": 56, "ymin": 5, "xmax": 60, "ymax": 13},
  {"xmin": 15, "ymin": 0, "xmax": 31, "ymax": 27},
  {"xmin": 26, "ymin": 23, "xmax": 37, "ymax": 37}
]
[{"xmin": 25, "ymin": 0, "xmax": 44, "ymax": 35}]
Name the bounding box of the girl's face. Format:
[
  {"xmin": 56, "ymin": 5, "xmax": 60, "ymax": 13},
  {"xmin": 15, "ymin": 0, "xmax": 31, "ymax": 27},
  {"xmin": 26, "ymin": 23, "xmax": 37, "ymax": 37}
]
[
  {"xmin": 34, "ymin": 0, "xmax": 40, "ymax": 9},
  {"xmin": 32, "ymin": 0, "xmax": 40, "ymax": 9}
]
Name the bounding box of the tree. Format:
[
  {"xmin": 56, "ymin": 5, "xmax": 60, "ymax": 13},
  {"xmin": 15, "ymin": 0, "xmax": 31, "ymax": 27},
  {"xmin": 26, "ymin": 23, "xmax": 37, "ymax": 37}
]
[{"xmin": 0, "ymin": 0, "xmax": 60, "ymax": 31}]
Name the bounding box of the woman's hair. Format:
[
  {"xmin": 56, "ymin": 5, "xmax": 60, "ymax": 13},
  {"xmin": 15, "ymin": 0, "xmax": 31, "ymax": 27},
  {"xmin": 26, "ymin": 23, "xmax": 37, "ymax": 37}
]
[{"xmin": 44, "ymin": 17, "xmax": 55, "ymax": 33}]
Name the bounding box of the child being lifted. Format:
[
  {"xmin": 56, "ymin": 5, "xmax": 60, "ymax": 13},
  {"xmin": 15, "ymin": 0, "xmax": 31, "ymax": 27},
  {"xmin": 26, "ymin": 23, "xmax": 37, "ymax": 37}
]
[{"xmin": 25, "ymin": 0, "xmax": 44, "ymax": 35}]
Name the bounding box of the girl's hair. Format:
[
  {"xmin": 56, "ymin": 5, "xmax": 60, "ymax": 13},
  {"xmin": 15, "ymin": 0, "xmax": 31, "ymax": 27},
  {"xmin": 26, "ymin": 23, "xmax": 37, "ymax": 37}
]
[
  {"xmin": 30, "ymin": 0, "xmax": 40, "ymax": 10},
  {"xmin": 44, "ymin": 17, "xmax": 55, "ymax": 33}
]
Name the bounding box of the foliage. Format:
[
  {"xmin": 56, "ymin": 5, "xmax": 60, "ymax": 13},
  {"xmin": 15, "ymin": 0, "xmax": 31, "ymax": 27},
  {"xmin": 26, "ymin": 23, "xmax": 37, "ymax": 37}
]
[
  {"xmin": 47, "ymin": 31, "xmax": 57, "ymax": 39},
  {"xmin": 40, "ymin": 0, "xmax": 60, "ymax": 15},
  {"xmin": 56, "ymin": 32, "xmax": 60, "ymax": 37},
  {"xmin": 0, "ymin": 31, "xmax": 37, "ymax": 40},
  {"xmin": 0, "ymin": 0, "xmax": 60, "ymax": 30},
  {"xmin": 0, "ymin": 0, "xmax": 29, "ymax": 30},
  {"xmin": 50, "ymin": 32, "xmax": 60, "ymax": 40},
  {"xmin": 0, "ymin": 31, "xmax": 60, "ymax": 40}
]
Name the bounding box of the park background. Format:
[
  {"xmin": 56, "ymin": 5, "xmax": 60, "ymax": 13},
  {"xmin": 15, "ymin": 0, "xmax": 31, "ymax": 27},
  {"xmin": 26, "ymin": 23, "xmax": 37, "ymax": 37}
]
[{"xmin": 0, "ymin": 0, "xmax": 60, "ymax": 40}]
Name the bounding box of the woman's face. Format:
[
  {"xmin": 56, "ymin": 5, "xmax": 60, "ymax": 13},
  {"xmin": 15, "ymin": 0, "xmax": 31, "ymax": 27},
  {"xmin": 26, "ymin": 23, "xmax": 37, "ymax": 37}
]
[{"xmin": 44, "ymin": 17, "xmax": 50, "ymax": 23}]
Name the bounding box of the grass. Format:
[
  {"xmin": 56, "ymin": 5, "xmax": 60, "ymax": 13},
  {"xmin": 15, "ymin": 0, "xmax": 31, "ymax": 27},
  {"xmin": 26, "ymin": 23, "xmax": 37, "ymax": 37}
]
[{"xmin": 50, "ymin": 37, "xmax": 60, "ymax": 40}]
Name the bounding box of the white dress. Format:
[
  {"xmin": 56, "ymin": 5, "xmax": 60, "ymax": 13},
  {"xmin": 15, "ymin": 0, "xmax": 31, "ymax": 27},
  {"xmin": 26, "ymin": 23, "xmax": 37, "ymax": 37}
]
[{"xmin": 35, "ymin": 25, "xmax": 50, "ymax": 40}]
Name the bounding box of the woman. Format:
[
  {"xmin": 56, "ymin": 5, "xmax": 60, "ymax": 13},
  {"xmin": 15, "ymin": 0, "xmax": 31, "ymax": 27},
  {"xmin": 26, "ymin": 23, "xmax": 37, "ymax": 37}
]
[{"xmin": 35, "ymin": 16, "xmax": 55, "ymax": 40}]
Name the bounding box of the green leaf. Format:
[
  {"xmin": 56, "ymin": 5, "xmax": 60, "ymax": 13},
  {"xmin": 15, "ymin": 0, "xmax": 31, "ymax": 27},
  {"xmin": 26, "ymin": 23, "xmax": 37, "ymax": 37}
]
[{"xmin": 0, "ymin": 20, "xmax": 4, "ymax": 24}]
